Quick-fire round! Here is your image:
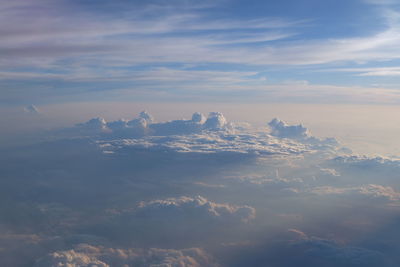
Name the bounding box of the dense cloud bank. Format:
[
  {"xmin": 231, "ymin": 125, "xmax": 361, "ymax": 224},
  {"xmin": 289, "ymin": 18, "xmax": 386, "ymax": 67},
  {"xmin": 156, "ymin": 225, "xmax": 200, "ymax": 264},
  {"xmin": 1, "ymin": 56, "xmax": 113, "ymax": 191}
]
[
  {"xmin": 75, "ymin": 111, "xmax": 232, "ymax": 138},
  {"xmin": 0, "ymin": 111, "xmax": 399, "ymax": 266},
  {"xmin": 70, "ymin": 111, "xmax": 342, "ymax": 156}
]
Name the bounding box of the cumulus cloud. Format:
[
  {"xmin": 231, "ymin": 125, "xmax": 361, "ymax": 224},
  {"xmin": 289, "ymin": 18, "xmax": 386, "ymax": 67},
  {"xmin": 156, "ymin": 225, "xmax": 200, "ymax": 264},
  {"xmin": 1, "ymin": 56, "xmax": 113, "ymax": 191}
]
[
  {"xmin": 268, "ymin": 118, "xmax": 309, "ymax": 139},
  {"xmin": 69, "ymin": 112, "xmax": 340, "ymax": 153},
  {"xmin": 77, "ymin": 117, "xmax": 110, "ymax": 132},
  {"xmin": 76, "ymin": 111, "xmax": 342, "ymax": 156},
  {"xmin": 148, "ymin": 116, "xmax": 204, "ymax": 136},
  {"xmin": 192, "ymin": 112, "xmax": 206, "ymax": 123},
  {"xmin": 136, "ymin": 195, "xmax": 255, "ymax": 224},
  {"xmin": 72, "ymin": 111, "xmax": 234, "ymax": 139},
  {"xmin": 35, "ymin": 244, "xmax": 218, "ymax": 267},
  {"xmin": 268, "ymin": 118, "xmax": 339, "ymax": 147},
  {"xmin": 203, "ymin": 112, "xmax": 228, "ymax": 130}
]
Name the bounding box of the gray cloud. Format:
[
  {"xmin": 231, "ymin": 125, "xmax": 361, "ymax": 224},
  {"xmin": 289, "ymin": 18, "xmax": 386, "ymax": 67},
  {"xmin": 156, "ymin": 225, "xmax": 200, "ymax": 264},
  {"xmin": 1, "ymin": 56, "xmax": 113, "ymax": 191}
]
[
  {"xmin": 333, "ymin": 155, "xmax": 400, "ymax": 169},
  {"xmin": 223, "ymin": 229, "xmax": 394, "ymax": 267},
  {"xmin": 289, "ymin": 234, "xmax": 391, "ymax": 267},
  {"xmin": 23, "ymin": 104, "xmax": 40, "ymax": 114}
]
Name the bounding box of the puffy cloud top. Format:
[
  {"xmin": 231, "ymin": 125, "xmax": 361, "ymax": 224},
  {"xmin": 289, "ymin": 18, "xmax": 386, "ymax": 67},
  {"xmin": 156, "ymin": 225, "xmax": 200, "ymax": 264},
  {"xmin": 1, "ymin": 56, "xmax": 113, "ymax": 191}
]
[
  {"xmin": 204, "ymin": 112, "xmax": 228, "ymax": 130},
  {"xmin": 268, "ymin": 118, "xmax": 339, "ymax": 147},
  {"xmin": 269, "ymin": 118, "xmax": 309, "ymax": 139},
  {"xmin": 64, "ymin": 111, "xmax": 341, "ymax": 156},
  {"xmin": 75, "ymin": 111, "xmax": 233, "ymax": 138},
  {"xmin": 76, "ymin": 117, "xmax": 110, "ymax": 134},
  {"xmin": 192, "ymin": 112, "xmax": 206, "ymax": 123},
  {"xmin": 139, "ymin": 111, "xmax": 154, "ymax": 124}
]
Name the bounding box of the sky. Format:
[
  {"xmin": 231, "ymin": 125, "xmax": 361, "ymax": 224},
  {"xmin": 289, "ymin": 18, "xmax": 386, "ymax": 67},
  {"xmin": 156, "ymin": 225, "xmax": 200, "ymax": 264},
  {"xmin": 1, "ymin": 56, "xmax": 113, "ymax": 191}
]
[
  {"xmin": 3, "ymin": 1, "xmax": 400, "ymax": 267},
  {"xmin": 2, "ymin": 0, "xmax": 400, "ymax": 105}
]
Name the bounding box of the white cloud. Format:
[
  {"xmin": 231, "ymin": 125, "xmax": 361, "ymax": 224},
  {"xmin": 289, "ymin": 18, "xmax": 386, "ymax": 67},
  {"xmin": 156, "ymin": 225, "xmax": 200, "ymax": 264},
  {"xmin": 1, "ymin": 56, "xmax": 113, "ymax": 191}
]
[
  {"xmin": 0, "ymin": 1, "xmax": 300, "ymax": 71},
  {"xmin": 35, "ymin": 248, "xmax": 109, "ymax": 267},
  {"xmin": 35, "ymin": 244, "xmax": 218, "ymax": 267},
  {"xmin": 268, "ymin": 118, "xmax": 309, "ymax": 139},
  {"xmin": 136, "ymin": 195, "xmax": 255, "ymax": 224},
  {"xmin": 73, "ymin": 117, "xmax": 111, "ymax": 136},
  {"xmin": 204, "ymin": 112, "xmax": 228, "ymax": 130},
  {"xmin": 325, "ymin": 67, "xmax": 400, "ymax": 77},
  {"xmin": 67, "ymin": 112, "xmax": 340, "ymax": 156},
  {"xmin": 138, "ymin": 110, "xmax": 154, "ymax": 124},
  {"xmin": 98, "ymin": 130, "xmax": 312, "ymax": 155},
  {"xmin": 319, "ymin": 168, "xmax": 341, "ymax": 177},
  {"xmin": 84, "ymin": 111, "xmax": 233, "ymax": 138},
  {"xmin": 4, "ymin": 1, "xmax": 400, "ymax": 105},
  {"xmin": 268, "ymin": 118, "xmax": 339, "ymax": 147}
]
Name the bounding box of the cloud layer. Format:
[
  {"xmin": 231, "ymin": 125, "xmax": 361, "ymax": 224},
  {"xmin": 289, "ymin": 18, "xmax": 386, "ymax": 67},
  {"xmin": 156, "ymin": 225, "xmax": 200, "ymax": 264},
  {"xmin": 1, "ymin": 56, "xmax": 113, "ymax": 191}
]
[
  {"xmin": 65, "ymin": 111, "xmax": 342, "ymax": 156},
  {"xmin": 1, "ymin": 111, "xmax": 400, "ymax": 266}
]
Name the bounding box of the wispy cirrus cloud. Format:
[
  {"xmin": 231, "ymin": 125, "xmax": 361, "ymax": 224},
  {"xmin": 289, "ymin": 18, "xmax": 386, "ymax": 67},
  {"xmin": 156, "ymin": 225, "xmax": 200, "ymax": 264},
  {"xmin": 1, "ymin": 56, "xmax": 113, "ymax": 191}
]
[
  {"xmin": 2, "ymin": 0, "xmax": 400, "ymax": 104},
  {"xmin": 324, "ymin": 67, "xmax": 400, "ymax": 77}
]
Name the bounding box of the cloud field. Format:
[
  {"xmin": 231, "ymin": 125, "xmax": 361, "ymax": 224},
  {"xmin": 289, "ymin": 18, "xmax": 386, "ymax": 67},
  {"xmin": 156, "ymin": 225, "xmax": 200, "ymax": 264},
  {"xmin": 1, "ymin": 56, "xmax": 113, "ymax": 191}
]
[{"xmin": 0, "ymin": 111, "xmax": 399, "ymax": 266}]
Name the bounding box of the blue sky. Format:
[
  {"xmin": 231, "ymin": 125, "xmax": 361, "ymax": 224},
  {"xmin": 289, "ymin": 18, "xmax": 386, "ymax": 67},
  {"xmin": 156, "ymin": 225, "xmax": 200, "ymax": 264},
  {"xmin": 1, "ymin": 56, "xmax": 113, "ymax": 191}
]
[{"xmin": 2, "ymin": 0, "xmax": 400, "ymax": 105}]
